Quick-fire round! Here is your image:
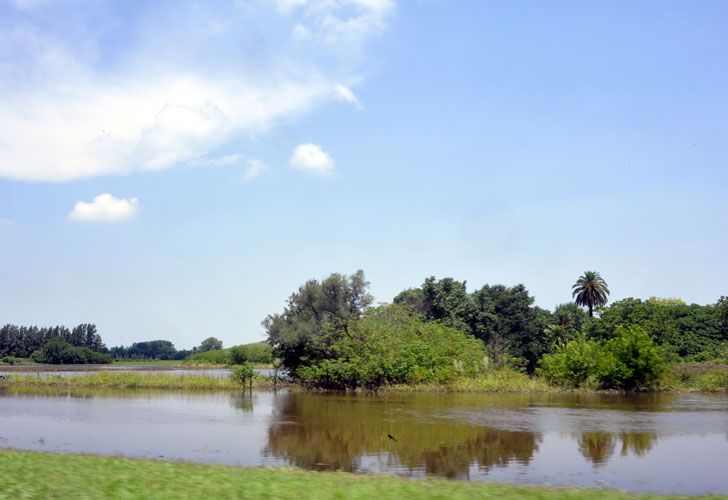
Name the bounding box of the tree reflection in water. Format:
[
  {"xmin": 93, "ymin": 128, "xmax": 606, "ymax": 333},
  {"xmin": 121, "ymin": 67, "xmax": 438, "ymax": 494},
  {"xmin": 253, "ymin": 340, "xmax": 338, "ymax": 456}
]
[
  {"xmin": 578, "ymin": 432, "xmax": 657, "ymax": 466},
  {"xmin": 263, "ymin": 392, "xmax": 540, "ymax": 478}
]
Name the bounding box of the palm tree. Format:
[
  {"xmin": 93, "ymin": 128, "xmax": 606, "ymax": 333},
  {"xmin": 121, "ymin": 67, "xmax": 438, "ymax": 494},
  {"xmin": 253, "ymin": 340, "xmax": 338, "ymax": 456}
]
[{"xmin": 572, "ymin": 271, "xmax": 610, "ymax": 317}]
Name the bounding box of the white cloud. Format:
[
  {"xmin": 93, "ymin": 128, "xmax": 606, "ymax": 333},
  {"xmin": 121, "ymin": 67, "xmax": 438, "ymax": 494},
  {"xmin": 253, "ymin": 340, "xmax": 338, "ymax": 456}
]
[
  {"xmin": 0, "ymin": 1, "xmax": 391, "ymax": 182},
  {"xmin": 334, "ymin": 83, "xmax": 362, "ymax": 108},
  {"xmin": 0, "ymin": 217, "xmax": 12, "ymax": 225},
  {"xmin": 241, "ymin": 159, "xmax": 267, "ymax": 181},
  {"xmin": 69, "ymin": 194, "xmax": 140, "ymax": 222},
  {"xmin": 289, "ymin": 143, "xmax": 334, "ymax": 175},
  {"xmin": 277, "ymin": 0, "xmax": 394, "ymax": 46}
]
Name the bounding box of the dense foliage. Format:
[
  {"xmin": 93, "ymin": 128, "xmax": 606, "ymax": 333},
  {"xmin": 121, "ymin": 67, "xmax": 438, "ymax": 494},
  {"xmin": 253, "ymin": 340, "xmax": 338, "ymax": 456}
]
[
  {"xmin": 537, "ymin": 326, "xmax": 665, "ymax": 390},
  {"xmin": 109, "ymin": 340, "xmax": 182, "ymax": 360},
  {"xmin": 265, "ymin": 270, "xmax": 726, "ymax": 390},
  {"xmin": 589, "ymin": 297, "xmax": 727, "ymax": 360},
  {"xmin": 296, "ymin": 306, "xmax": 487, "ymax": 388},
  {"xmin": 264, "ymin": 270, "xmax": 373, "ymax": 371},
  {"xmin": 30, "ymin": 337, "xmax": 112, "ymax": 364},
  {"xmin": 197, "ymin": 337, "xmax": 223, "ymax": 352},
  {"xmin": 395, "ymin": 278, "xmax": 551, "ymax": 372},
  {"xmin": 0, "ymin": 323, "xmax": 105, "ymax": 359}
]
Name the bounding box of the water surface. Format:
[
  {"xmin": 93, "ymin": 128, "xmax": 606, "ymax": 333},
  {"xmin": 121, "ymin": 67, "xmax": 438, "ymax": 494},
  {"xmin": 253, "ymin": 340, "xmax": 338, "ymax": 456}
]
[{"xmin": 0, "ymin": 389, "xmax": 725, "ymax": 494}]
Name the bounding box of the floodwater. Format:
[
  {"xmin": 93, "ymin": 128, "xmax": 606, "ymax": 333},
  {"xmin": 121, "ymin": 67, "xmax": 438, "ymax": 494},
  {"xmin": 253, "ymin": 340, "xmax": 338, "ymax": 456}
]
[{"xmin": 0, "ymin": 389, "xmax": 726, "ymax": 494}]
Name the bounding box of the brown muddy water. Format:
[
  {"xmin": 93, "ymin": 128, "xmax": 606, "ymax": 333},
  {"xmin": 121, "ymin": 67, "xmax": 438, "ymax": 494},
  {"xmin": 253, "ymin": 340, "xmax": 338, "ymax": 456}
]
[{"xmin": 0, "ymin": 389, "xmax": 726, "ymax": 494}]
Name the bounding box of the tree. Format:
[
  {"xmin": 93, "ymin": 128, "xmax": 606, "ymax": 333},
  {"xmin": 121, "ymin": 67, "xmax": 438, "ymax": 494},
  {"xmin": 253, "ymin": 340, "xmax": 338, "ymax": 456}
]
[
  {"xmin": 264, "ymin": 270, "xmax": 374, "ymax": 373},
  {"xmin": 572, "ymin": 271, "xmax": 610, "ymax": 317},
  {"xmin": 198, "ymin": 337, "xmax": 223, "ymax": 352},
  {"xmin": 545, "ymin": 303, "xmax": 588, "ymax": 344}
]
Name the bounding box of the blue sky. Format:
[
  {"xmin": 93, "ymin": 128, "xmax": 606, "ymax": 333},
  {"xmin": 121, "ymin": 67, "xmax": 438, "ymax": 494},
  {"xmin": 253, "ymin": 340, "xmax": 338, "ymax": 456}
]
[{"xmin": 1, "ymin": 0, "xmax": 726, "ymax": 349}]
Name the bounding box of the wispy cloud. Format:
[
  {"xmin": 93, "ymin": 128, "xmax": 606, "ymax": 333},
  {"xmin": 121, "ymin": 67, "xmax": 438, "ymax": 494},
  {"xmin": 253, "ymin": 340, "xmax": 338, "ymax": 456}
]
[
  {"xmin": 0, "ymin": 217, "xmax": 13, "ymax": 225},
  {"xmin": 69, "ymin": 194, "xmax": 140, "ymax": 222},
  {"xmin": 289, "ymin": 143, "xmax": 334, "ymax": 175},
  {"xmin": 0, "ymin": 1, "xmax": 392, "ymax": 182},
  {"xmin": 241, "ymin": 159, "xmax": 267, "ymax": 181}
]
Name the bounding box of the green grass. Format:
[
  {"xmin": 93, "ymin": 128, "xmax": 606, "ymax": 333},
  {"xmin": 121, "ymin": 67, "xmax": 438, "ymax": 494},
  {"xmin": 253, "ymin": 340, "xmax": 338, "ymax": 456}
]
[
  {"xmin": 1, "ymin": 371, "xmax": 280, "ymax": 390},
  {"xmin": 0, "ymin": 449, "xmax": 714, "ymax": 500},
  {"xmin": 2, "ymin": 365, "xmax": 725, "ymax": 394},
  {"xmin": 112, "ymin": 359, "xmax": 184, "ymax": 367},
  {"xmin": 661, "ymin": 364, "xmax": 728, "ymax": 393}
]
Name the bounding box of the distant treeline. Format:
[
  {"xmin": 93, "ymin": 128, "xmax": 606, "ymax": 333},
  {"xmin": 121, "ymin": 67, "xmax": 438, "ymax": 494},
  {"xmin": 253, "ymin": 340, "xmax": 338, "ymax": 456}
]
[
  {"xmin": 109, "ymin": 340, "xmax": 191, "ymax": 360},
  {"xmin": 0, "ymin": 323, "xmax": 106, "ymax": 359},
  {"xmin": 109, "ymin": 337, "xmax": 225, "ymax": 360}
]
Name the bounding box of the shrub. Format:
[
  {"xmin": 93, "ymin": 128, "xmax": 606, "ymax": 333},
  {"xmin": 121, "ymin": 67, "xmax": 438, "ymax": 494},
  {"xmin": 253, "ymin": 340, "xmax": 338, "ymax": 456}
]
[
  {"xmin": 186, "ymin": 349, "xmax": 232, "ymax": 365},
  {"xmin": 536, "ymin": 335, "xmax": 603, "ymax": 388},
  {"xmin": 296, "ymin": 305, "xmax": 487, "ymax": 389},
  {"xmin": 230, "ymin": 363, "xmax": 254, "ymax": 385},
  {"xmin": 1, "ymin": 356, "xmax": 17, "ymax": 365},
  {"xmin": 229, "ymin": 342, "xmax": 273, "ymax": 364},
  {"xmin": 537, "ymin": 326, "xmax": 665, "ymax": 390},
  {"xmin": 599, "ymin": 325, "xmax": 665, "ymax": 390}
]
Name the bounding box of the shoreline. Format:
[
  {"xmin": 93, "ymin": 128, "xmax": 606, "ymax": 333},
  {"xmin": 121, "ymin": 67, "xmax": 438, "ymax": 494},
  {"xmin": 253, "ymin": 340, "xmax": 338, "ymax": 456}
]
[{"xmin": 1, "ymin": 369, "xmax": 725, "ymax": 394}]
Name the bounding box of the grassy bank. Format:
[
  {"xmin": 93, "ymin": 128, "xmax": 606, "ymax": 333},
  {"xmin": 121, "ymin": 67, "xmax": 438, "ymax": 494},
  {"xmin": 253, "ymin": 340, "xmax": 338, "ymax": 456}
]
[
  {"xmin": 0, "ymin": 449, "xmax": 712, "ymax": 500},
  {"xmin": 1, "ymin": 365, "xmax": 725, "ymax": 393},
  {"xmin": 112, "ymin": 359, "xmax": 184, "ymax": 367},
  {"xmin": 0, "ymin": 371, "xmax": 280, "ymax": 390}
]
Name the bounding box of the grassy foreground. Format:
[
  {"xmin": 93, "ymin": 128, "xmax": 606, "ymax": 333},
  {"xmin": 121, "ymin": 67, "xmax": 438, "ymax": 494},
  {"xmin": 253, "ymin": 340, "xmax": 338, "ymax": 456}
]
[{"xmin": 0, "ymin": 449, "xmax": 713, "ymax": 500}]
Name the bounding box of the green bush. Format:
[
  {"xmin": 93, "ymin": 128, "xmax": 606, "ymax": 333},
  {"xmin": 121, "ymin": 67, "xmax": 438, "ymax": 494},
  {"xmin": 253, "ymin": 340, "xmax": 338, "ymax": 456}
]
[
  {"xmin": 229, "ymin": 342, "xmax": 273, "ymax": 364},
  {"xmin": 30, "ymin": 338, "xmax": 112, "ymax": 364},
  {"xmin": 296, "ymin": 305, "xmax": 487, "ymax": 389},
  {"xmin": 186, "ymin": 342, "xmax": 273, "ymax": 365},
  {"xmin": 599, "ymin": 326, "xmax": 665, "ymax": 390},
  {"xmin": 1, "ymin": 356, "xmax": 17, "ymax": 365},
  {"xmin": 537, "ymin": 326, "xmax": 665, "ymax": 390},
  {"xmin": 185, "ymin": 349, "xmax": 232, "ymax": 365},
  {"xmin": 230, "ymin": 363, "xmax": 254, "ymax": 385},
  {"xmin": 536, "ymin": 335, "xmax": 603, "ymax": 388}
]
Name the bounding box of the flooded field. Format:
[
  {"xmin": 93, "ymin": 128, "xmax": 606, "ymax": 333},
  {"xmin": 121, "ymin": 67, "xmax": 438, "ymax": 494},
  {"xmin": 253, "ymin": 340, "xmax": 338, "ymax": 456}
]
[{"xmin": 0, "ymin": 389, "xmax": 726, "ymax": 494}]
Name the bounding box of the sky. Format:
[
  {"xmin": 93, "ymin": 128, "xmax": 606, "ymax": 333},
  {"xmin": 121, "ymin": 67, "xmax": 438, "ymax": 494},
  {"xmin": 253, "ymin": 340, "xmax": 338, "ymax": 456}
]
[{"xmin": 1, "ymin": 0, "xmax": 727, "ymax": 349}]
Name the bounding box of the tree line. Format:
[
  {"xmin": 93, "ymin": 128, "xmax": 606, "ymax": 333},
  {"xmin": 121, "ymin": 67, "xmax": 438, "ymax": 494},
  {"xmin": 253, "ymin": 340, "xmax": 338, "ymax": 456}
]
[
  {"xmin": 108, "ymin": 336, "xmax": 224, "ymax": 360},
  {"xmin": 1, "ymin": 323, "xmax": 106, "ymax": 360},
  {"xmin": 264, "ymin": 270, "xmax": 728, "ymax": 389}
]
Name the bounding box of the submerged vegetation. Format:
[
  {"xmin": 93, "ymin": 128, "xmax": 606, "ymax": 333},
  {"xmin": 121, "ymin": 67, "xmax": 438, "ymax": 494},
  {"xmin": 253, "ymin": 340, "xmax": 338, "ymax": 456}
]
[{"xmin": 0, "ymin": 449, "xmax": 706, "ymax": 500}]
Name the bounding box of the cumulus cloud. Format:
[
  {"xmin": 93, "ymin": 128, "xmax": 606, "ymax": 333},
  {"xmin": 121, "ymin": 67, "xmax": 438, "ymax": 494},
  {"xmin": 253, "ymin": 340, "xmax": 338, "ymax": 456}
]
[
  {"xmin": 0, "ymin": 1, "xmax": 392, "ymax": 182},
  {"xmin": 69, "ymin": 194, "xmax": 140, "ymax": 222},
  {"xmin": 289, "ymin": 143, "xmax": 334, "ymax": 175}
]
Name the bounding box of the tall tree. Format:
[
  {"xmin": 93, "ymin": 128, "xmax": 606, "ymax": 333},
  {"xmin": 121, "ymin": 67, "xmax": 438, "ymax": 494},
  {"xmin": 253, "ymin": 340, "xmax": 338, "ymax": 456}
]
[
  {"xmin": 264, "ymin": 270, "xmax": 374, "ymax": 372},
  {"xmin": 198, "ymin": 337, "xmax": 223, "ymax": 352},
  {"xmin": 572, "ymin": 271, "xmax": 610, "ymax": 317}
]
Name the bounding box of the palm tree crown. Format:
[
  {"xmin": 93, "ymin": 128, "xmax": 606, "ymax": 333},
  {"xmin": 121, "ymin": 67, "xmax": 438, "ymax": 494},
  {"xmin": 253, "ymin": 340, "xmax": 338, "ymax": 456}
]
[{"xmin": 572, "ymin": 271, "xmax": 610, "ymax": 317}]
